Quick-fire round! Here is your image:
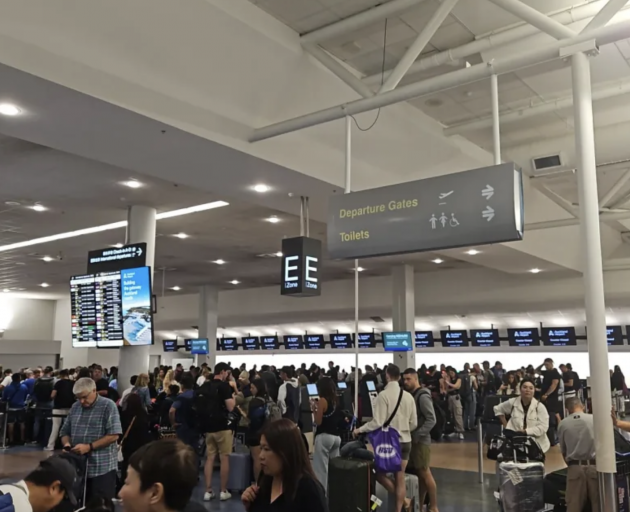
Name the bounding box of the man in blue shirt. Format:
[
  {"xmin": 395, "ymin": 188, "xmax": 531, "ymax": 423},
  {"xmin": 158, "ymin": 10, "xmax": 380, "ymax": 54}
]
[
  {"xmin": 2, "ymin": 373, "xmax": 29, "ymax": 445},
  {"xmin": 22, "ymin": 369, "xmax": 36, "ymax": 396},
  {"xmin": 169, "ymin": 374, "xmax": 197, "ymax": 451}
]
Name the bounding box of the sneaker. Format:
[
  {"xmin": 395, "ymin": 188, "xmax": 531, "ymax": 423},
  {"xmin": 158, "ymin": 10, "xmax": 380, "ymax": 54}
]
[
  {"xmin": 220, "ymin": 491, "xmax": 232, "ymax": 501},
  {"xmin": 43, "ymin": 446, "xmax": 54, "ymax": 452},
  {"xmin": 28, "ymin": 441, "xmax": 39, "ymax": 446},
  {"xmin": 459, "ymin": 433, "xmax": 465, "ymax": 440},
  {"xmin": 203, "ymin": 492, "xmax": 215, "ymax": 502},
  {"xmin": 112, "ymin": 498, "xmax": 122, "ymax": 505}
]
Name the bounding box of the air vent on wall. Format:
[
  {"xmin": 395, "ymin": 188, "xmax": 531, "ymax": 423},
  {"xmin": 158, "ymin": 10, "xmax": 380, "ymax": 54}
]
[
  {"xmin": 531, "ymin": 153, "xmax": 565, "ymax": 175},
  {"xmin": 370, "ymin": 316, "xmax": 386, "ymax": 323}
]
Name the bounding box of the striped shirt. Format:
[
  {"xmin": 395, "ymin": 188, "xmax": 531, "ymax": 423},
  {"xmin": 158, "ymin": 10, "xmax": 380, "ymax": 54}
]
[{"xmin": 60, "ymin": 396, "xmax": 122, "ymax": 477}]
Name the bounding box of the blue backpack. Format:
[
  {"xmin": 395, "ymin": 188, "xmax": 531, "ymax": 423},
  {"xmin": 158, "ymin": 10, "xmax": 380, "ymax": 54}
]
[{"xmin": 0, "ymin": 490, "xmax": 17, "ymax": 512}]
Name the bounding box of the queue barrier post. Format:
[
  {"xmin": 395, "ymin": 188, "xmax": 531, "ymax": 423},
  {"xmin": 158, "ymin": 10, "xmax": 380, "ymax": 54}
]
[{"xmin": 477, "ymin": 420, "xmax": 484, "ymax": 484}]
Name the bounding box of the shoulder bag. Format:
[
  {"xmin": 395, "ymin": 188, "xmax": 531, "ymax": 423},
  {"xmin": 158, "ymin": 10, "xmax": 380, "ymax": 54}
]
[
  {"xmin": 118, "ymin": 416, "xmax": 136, "ymax": 463},
  {"xmin": 368, "ymin": 389, "xmax": 404, "ymax": 473}
]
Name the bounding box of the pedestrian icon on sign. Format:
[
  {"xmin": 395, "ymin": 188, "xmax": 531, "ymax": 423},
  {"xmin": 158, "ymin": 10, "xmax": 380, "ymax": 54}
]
[
  {"xmin": 440, "ymin": 213, "xmax": 448, "ymax": 228},
  {"xmin": 450, "ymin": 214, "xmax": 460, "ymax": 228},
  {"xmin": 429, "ymin": 214, "xmax": 438, "ymax": 230}
]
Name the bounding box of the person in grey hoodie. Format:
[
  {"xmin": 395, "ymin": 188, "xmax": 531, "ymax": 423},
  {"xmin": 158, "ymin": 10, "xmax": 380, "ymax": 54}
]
[{"xmin": 403, "ymin": 368, "xmax": 439, "ymax": 512}]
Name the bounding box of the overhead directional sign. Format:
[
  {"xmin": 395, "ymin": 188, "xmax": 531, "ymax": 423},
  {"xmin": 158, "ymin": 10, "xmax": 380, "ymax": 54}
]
[
  {"xmin": 88, "ymin": 243, "xmax": 147, "ymax": 273},
  {"xmin": 327, "ymin": 163, "xmax": 523, "ymax": 259}
]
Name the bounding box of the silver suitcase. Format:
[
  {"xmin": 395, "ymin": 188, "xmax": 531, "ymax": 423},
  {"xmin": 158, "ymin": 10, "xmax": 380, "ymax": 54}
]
[{"xmin": 375, "ymin": 473, "xmax": 421, "ymax": 512}]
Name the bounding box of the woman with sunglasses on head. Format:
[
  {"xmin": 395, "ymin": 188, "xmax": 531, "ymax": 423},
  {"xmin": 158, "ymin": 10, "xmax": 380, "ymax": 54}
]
[{"xmin": 242, "ymin": 419, "xmax": 328, "ymax": 512}]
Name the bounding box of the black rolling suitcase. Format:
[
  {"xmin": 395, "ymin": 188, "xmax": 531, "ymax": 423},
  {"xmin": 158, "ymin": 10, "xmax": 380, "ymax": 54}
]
[
  {"xmin": 328, "ymin": 458, "xmax": 375, "ymax": 512},
  {"xmin": 54, "ymin": 452, "xmax": 88, "ymax": 512}
]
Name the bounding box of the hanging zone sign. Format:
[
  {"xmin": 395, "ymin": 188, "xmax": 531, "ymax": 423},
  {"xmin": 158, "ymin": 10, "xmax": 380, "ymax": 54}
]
[
  {"xmin": 327, "ymin": 163, "xmax": 524, "ymax": 259},
  {"xmin": 280, "ymin": 236, "xmax": 322, "ymax": 297}
]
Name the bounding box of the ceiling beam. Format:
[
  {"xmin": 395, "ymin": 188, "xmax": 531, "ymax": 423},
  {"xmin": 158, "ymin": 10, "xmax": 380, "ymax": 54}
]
[
  {"xmin": 444, "ymin": 79, "xmax": 630, "ymax": 135},
  {"xmin": 250, "ymin": 19, "xmax": 630, "ymax": 142},
  {"xmin": 379, "ymin": 0, "xmax": 459, "ymax": 93},
  {"xmin": 600, "ymin": 169, "xmax": 630, "ymax": 209},
  {"xmin": 527, "ymin": 210, "xmax": 630, "ymax": 231},
  {"xmin": 531, "ymin": 181, "xmax": 579, "ymax": 218},
  {"xmin": 583, "ymin": 0, "xmax": 630, "ymax": 32},
  {"xmin": 300, "ymin": 0, "xmax": 428, "ymax": 45},
  {"xmin": 304, "ymin": 45, "xmax": 374, "ymax": 98},
  {"xmin": 487, "ymin": 0, "xmax": 577, "ymax": 39},
  {"xmin": 363, "ymin": 1, "xmax": 609, "ymax": 85}
]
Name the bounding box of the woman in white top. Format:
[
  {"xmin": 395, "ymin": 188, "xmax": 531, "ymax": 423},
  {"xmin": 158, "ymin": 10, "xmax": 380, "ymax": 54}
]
[
  {"xmin": 498, "ymin": 372, "xmax": 520, "ymax": 396},
  {"xmin": 494, "ymin": 378, "xmax": 550, "ymax": 453}
]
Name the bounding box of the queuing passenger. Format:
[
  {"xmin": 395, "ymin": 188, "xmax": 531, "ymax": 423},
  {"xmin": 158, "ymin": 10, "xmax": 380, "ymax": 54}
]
[
  {"xmin": 611, "ymin": 365, "xmax": 627, "ymax": 418},
  {"xmin": 60, "ymin": 378, "xmax": 122, "ymax": 501},
  {"xmin": 245, "ymin": 378, "xmax": 271, "ymax": 480},
  {"xmin": 277, "ymin": 366, "xmax": 300, "ymax": 423},
  {"xmin": 559, "ymin": 398, "xmax": 598, "ymax": 512},
  {"xmin": 0, "ymin": 456, "xmax": 79, "ymax": 512},
  {"xmin": 122, "ymin": 373, "xmax": 151, "ymax": 410},
  {"xmin": 169, "ymin": 374, "xmax": 196, "ymax": 450},
  {"xmin": 354, "ymin": 365, "xmax": 417, "ymax": 512},
  {"xmin": 162, "ymin": 370, "xmax": 179, "ymax": 392},
  {"xmin": 117, "ymin": 393, "xmax": 152, "ymax": 497},
  {"xmin": 196, "ymin": 367, "xmax": 210, "ymax": 388},
  {"xmin": 155, "ymin": 368, "xmax": 165, "ymax": 392},
  {"xmin": 23, "ymin": 370, "xmax": 36, "ymax": 396},
  {"xmin": 92, "ymin": 366, "xmax": 110, "ymax": 398},
  {"xmin": 537, "ymin": 358, "xmax": 563, "ymax": 426},
  {"xmin": 402, "ymin": 369, "xmax": 438, "ymax": 512},
  {"xmin": 498, "ymin": 372, "xmax": 520, "ymax": 396},
  {"xmin": 45, "ymin": 369, "xmax": 75, "ymax": 451},
  {"xmin": 312, "ymin": 377, "xmax": 342, "ymax": 494},
  {"xmin": 242, "ymin": 419, "xmax": 328, "ymax": 512},
  {"xmin": 459, "ymin": 366, "xmax": 477, "ymax": 432},
  {"xmin": 119, "ymin": 439, "xmax": 201, "ymax": 512},
  {"xmin": 493, "ymin": 378, "xmax": 550, "ymax": 453},
  {"xmin": 560, "ymin": 364, "xmax": 581, "ymax": 399},
  {"xmin": 0, "ymin": 369, "xmax": 12, "ymax": 391},
  {"xmin": 443, "ymin": 367, "xmax": 465, "ymax": 440},
  {"xmin": 2, "ymin": 373, "xmax": 28, "ymax": 445},
  {"xmin": 31, "ymin": 366, "xmax": 55, "ymax": 445},
  {"xmin": 120, "ymin": 376, "xmax": 138, "ymax": 404}
]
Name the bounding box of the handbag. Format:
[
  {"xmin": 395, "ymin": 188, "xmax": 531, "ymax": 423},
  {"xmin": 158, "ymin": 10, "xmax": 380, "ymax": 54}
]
[
  {"xmin": 117, "ymin": 416, "xmax": 136, "ymax": 463},
  {"xmin": 368, "ymin": 388, "xmax": 404, "ymax": 473},
  {"xmin": 487, "ymin": 435, "xmax": 504, "ymax": 461}
]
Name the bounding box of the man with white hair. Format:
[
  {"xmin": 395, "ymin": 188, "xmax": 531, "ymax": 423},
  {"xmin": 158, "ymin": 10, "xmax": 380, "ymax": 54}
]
[{"xmin": 60, "ymin": 377, "xmax": 122, "ymax": 502}]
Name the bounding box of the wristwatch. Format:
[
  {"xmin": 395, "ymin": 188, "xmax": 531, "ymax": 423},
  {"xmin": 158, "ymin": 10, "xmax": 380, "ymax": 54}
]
[{"xmin": 89, "ymin": 443, "xmax": 94, "ymax": 452}]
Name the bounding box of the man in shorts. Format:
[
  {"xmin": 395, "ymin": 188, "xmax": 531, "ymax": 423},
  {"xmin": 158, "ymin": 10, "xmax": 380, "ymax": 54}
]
[{"xmin": 403, "ymin": 369, "xmax": 439, "ymax": 512}]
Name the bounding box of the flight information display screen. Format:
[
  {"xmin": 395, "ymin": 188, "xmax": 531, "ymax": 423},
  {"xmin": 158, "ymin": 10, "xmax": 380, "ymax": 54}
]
[
  {"xmin": 383, "ymin": 332, "xmax": 413, "ymax": 352},
  {"xmin": 185, "ymin": 338, "xmax": 192, "ymax": 351},
  {"xmin": 330, "ymin": 334, "xmax": 353, "ymax": 349},
  {"xmin": 541, "ymin": 327, "xmax": 577, "ymax": 346},
  {"xmin": 70, "ymin": 266, "xmax": 153, "ymax": 348},
  {"xmin": 261, "ymin": 336, "xmax": 280, "ymax": 350},
  {"xmin": 507, "ymin": 328, "xmax": 540, "ymax": 347},
  {"xmin": 358, "ymin": 333, "xmax": 376, "ymax": 349},
  {"xmin": 191, "ymin": 338, "xmax": 210, "ymax": 355},
  {"xmin": 440, "ymin": 330, "xmax": 469, "ymax": 347},
  {"xmin": 415, "ymin": 331, "xmax": 434, "ymax": 348},
  {"xmin": 283, "ymin": 335, "xmax": 304, "ymax": 350},
  {"xmin": 219, "ymin": 337, "xmax": 238, "ymax": 351},
  {"xmin": 607, "ymin": 326, "xmax": 624, "ymax": 346},
  {"xmin": 163, "ymin": 339, "xmax": 177, "ymax": 352},
  {"xmin": 470, "ymin": 329, "xmax": 500, "ymax": 348},
  {"xmin": 242, "ymin": 337, "xmax": 260, "ymax": 350},
  {"xmin": 305, "ymin": 334, "xmax": 325, "ymax": 349}
]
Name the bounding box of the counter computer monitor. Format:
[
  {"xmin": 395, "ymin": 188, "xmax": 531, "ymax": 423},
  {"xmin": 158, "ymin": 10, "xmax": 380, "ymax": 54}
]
[
  {"xmin": 337, "ymin": 382, "xmax": 347, "ymax": 390},
  {"xmin": 366, "ymin": 381, "xmax": 376, "ymax": 392},
  {"xmin": 191, "ymin": 338, "xmax": 209, "ymax": 355},
  {"xmin": 307, "ymin": 384, "xmax": 319, "ymax": 397}
]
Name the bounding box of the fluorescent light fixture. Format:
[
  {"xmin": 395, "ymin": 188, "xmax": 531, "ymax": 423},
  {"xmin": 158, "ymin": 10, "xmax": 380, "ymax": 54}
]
[
  {"xmin": 173, "ymin": 233, "xmax": 189, "ymax": 239},
  {"xmin": 213, "ymin": 259, "xmax": 226, "ymax": 265},
  {"xmin": 432, "ymin": 258, "xmax": 443, "ymax": 264},
  {"xmin": 0, "ymin": 200, "xmax": 228, "ymax": 254},
  {"xmin": 229, "ymin": 280, "xmax": 240, "ymax": 285},
  {"xmin": 31, "ymin": 204, "xmax": 47, "ymax": 212},
  {"xmin": 265, "ymin": 216, "xmax": 280, "ymax": 223},
  {"xmin": 170, "ymin": 286, "xmax": 181, "ymax": 291},
  {"xmin": 253, "ymin": 184, "xmax": 270, "ymax": 193},
  {"xmin": 275, "ymin": 252, "xmax": 283, "ymax": 257},
  {"xmin": 0, "ymin": 103, "xmax": 21, "ymax": 116},
  {"xmin": 356, "ymin": 267, "xmax": 365, "ymax": 272},
  {"xmin": 40, "ymin": 283, "xmax": 50, "ymax": 288},
  {"xmin": 113, "ymin": 244, "xmax": 124, "ymax": 249},
  {"xmin": 465, "ymin": 249, "xmax": 480, "ymax": 255},
  {"xmin": 530, "ymin": 268, "xmax": 542, "ymax": 274},
  {"xmin": 123, "ymin": 180, "xmax": 143, "ymax": 189},
  {"xmin": 2, "ymin": 289, "xmax": 9, "ymax": 293},
  {"xmin": 42, "ymin": 256, "xmax": 54, "ymax": 262}
]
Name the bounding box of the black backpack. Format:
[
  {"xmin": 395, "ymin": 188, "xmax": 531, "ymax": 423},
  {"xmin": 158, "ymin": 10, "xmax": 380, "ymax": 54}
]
[
  {"xmin": 430, "ymin": 397, "xmax": 448, "ymax": 441},
  {"xmin": 283, "ymin": 384, "xmax": 300, "ymax": 424},
  {"xmin": 193, "ymin": 382, "xmax": 226, "ymax": 432},
  {"xmin": 33, "ymin": 378, "xmax": 54, "ymax": 403},
  {"xmin": 460, "ymin": 374, "xmax": 472, "ymax": 399}
]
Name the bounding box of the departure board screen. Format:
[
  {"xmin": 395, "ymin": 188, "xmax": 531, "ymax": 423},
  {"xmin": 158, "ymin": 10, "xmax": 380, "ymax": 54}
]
[
  {"xmin": 330, "ymin": 333, "xmax": 353, "ymax": 349},
  {"xmin": 415, "ymin": 331, "xmax": 434, "ymax": 348},
  {"xmin": 219, "ymin": 338, "xmax": 238, "ymax": 351},
  {"xmin": 305, "ymin": 334, "xmax": 325, "ymax": 349},
  {"xmin": 541, "ymin": 327, "xmax": 576, "ymax": 346},
  {"xmin": 242, "ymin": 337, "xmax": 260, "ymax": 350},
  {"xmin": 508, "ymin": 328, "xmax": 540, "ymax": 347},
  {"xmin": 261, "ymin": 336, "xmax": 280, "ymax": 350},
  {"xmin": 440, "ymin": 330, "xmax": 469, "ymax": 347},
  {"xmin": 470, "ymin": 329, "xmax": 500, "ymax": 348},
  {"xmin": 358, "ymin": 333, "xmax": 376, "ymax": 349},
  {"xmin": 283, "ymin": 335, "xmax": 304, "ymax": 350}
]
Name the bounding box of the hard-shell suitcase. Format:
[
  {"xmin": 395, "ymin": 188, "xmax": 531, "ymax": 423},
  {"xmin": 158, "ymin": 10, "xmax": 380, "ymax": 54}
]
[
  {"xmin": 375, "ymin": 473, "xmax": 421, "ymax": 512},
  {"xmin": 328, "ymin": 458, "xmax": 375, "ymax": 512},
  {"xmin": 498, "ymin": 461, "xmax": 545, "ymax": 512},
  {"xmin": 226, "ymin": 452, "xmax": 251, "ymax": 493}
]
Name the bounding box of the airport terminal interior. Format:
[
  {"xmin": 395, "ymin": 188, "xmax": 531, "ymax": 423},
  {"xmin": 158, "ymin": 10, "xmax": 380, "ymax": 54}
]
[{"xmin": 4, "ymin": 0, "xmax": 630, "ymax": 510}]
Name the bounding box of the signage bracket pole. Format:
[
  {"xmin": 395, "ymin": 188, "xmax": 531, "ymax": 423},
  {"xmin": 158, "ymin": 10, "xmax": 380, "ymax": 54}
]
[
  {"xmin": 491, "ymin": 73, "xmax": 501, "ymax": 165},
  {"xmin": 344, "ymin": 115, "xmax": 360, "ymax": 414}
]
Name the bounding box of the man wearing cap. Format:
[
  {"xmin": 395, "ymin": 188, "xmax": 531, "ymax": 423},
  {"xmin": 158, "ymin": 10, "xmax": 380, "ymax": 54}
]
[
  {"xmin": 0, "ymin": 456, "xmax": 78, "ymax": 512},
  {"xmin": 60, "ymin": 378, "xmax": 121, "ymax": 502}
]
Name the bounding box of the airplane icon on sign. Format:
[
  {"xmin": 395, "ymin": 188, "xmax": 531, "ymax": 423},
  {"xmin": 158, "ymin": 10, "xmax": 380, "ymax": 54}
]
[{"xmin": 438, "ymin": 191, "xmax": 454, "ymax": 200}]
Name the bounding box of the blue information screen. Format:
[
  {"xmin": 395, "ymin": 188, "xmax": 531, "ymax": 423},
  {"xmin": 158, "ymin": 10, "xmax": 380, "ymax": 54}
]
[
  {"xmin": 191, "ymin": 338, "xmax": 209, "ymax": 355},
  {"xmin": 305, "ymin": 334, "xmax": 324, "ymax": 349},
  {"xmin": 440, "ymin": 330, "xmax": 469, "ymax": 347},
  {"xmin": 121, "ymin": 267, "xmax": 154, "ymax": 346},
  {"xmin": 219, "ymin": 337, "xmax": 238, "ymax": 351},
  {"xmin": 330, "ymin": 333, "xmax": 353, "ymax": 349},
  {"xmin": 383, "ymin": 331, "xmax": 413, "ymax": 352},
  {"xmin": 283, "ymin": 335, "xmax": 304, "ymax": 350},
  {"xmin": 415, "ymin": 331, "xmax": 434, "ymax": 348},
  {"xmin": 242, "ymin": 337, "xmax": 260, "ymax": 350}
]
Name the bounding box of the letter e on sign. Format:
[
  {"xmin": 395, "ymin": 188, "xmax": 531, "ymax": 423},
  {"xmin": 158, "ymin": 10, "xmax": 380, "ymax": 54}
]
[
  {"xmin": 284, "ymin": 256, "xmax": 299, "ymax": 282},
  {"xmin": 280, "ymin": 237, "xmax": 322, "ymax": 298}
]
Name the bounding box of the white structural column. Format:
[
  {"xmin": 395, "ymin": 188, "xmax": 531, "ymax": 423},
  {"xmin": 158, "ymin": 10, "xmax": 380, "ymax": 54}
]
[
  {"xmin": 391, "ymin": 265, "xmax": 416, "ymax": 370},
  {"xmin": 198, "ymin": 285, "xmax": 219, "ymax": 369},
  {"xmin": 571, "ymin": 51, "xmax": 617, "ymax": 509},
  {"xmin": 118, "ymin": 206, "xmax": 156, "ymax": 394}
]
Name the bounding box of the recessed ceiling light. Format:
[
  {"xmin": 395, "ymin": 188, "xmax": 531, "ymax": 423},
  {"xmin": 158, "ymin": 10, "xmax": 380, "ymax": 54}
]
[
  {"xmin": 213, "ymin": 259, "xmax": 226, "ymax": 265},
  {"xmin": 123, "ymin": 180, "xmax": 143, "ymax": 189},
  {"xmin": 356, "ymin": 267, "xmax": 366, "ymax": 272},
  {"xmin": 2, "ymin": 289, "xmax": 10, "ymax": 293},
  {"xmin": 229, "ymin": 280, "xmax": 240, "ymax": 285},
  {"xmin": 31, "ymin": 204, "xmax": 47, "ymax": 212},
  {"xmin": 112, "ymin": 243, "xmax": 124, "ymax": 249},
  {"xmin": 253, "ymin": 184, "xmax": 270, "ymax": 193},
  {"xmin": 0, "ymin": 201, "xmax": 228, "ymax": 254},
  {"xmin": 0, "ymin": 103, "xmax": 21, "ymax": 116},
  {"xmin": 530, "ymin": 268, "xmax": 542, "ymax": 274},
  {"xmin": 275, "ymin": 252, "xmax": 283, "ymax": 257},
  {"xmin": 265, "ymin": 216, "xmax": 281, "ymax": 223},
  {"xmin": 173, "ymin": 233, "xmax": 189, "ymax": 239},
  {"xmin": 432, "ymin": 258, "xmax": 444, "ymax": 264},
  {"xmin": 42, "ymin": 256, "xmax": 54, "ymax": 262},
  {"xmin": 465, "ymin": 249, "xmax": 480, "ymax": 255},
  {"xmin": 40, "ymin": 283, "xmax": 50, "ymax": 288},
  {"xmin": 170, "ymin": 286, "xmax": 182, "ymax": 291}
]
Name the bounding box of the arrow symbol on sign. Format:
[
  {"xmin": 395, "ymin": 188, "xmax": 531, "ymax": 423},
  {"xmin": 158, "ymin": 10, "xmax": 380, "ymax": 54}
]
[
  {"xmin": 482, "ymin": 185, "xmax": 494, "ymax": 200},
  {"xmin": 482, "ymin": 205, "xmax": 495, "ymax": 222},
  {"xmin": 137, "ymin": 248, "xmax": 143, "ymax": 257}
]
